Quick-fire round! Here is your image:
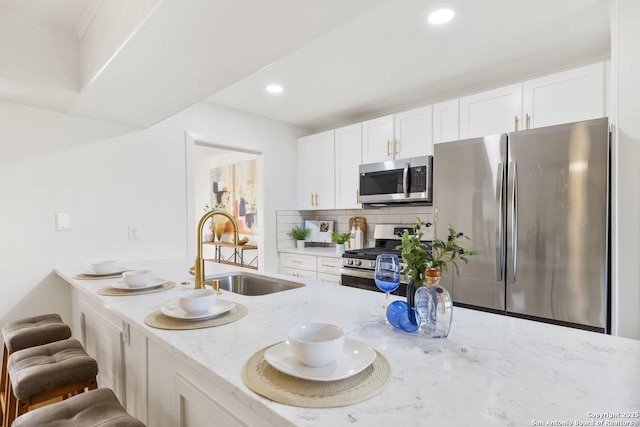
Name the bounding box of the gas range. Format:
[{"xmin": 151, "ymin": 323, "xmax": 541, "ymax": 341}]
[{"xmin": 339, "ymin": 223, "xmax": 432, "ymax": 296}]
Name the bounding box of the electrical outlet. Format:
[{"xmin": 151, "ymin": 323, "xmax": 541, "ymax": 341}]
[{"xmin": 128, "ymin": 226, "xmax": 139, "ymax": 240}]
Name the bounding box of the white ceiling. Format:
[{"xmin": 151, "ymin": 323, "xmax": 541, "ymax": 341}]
[
  {"xmin": 0, "ymin": 0, "xmax": 96, "ymax": 38},
  {"xmin": 0, "ymin": 0, "xmax": 610, "ymax": 132},
  {"xmin": 207, "ymin": 0, "xmax": 611, "ymax": 131}
]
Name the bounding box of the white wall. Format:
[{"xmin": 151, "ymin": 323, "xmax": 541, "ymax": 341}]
[
  {"xmin": 610, "ymin": 0, "xmax": 640, "ymax": 339},
  {"xmin": 0, "ymin": 101, "xmax": 303, "ymax": 328}
]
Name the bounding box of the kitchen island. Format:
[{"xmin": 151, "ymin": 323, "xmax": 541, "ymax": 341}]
[{"xmin": 56, "ymin": 259, "xmax": 640, "ymax": 427}]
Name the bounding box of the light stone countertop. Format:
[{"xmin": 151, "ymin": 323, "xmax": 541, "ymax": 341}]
[{"xmin": 56, "ymin": 258, "xmax": 640, "ymax": 427}]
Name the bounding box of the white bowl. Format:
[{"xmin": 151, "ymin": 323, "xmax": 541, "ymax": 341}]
[
  {"xmin": 91, "ymin": 261, "xmax": 118, "ymax": 274},
  {"xmin": 287, "ymin": 323, "xmax": 345, "ymax": 368},
  {"xmin": 177, "ymin": 289, "xmax": 217, "ymax": 314},
  {"xmin": 122, "ymin": 270, "xmax": 152, "ymax": 287}
]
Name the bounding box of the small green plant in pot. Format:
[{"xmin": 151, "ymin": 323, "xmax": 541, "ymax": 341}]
[
  {"xmin": 331, "ymin": 232, "xmax": 351, "ymax": 255},
  {"xmin": 289, "ymin": 225, "xmax": 311, "ymax": 249}
]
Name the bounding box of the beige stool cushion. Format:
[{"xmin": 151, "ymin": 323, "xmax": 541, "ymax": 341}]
[
  {"xmin": 2, "ymin": 314, "xmax": 71, "ymax": 353},
  {"xmin": 12, "ymin": 388, "xmax": 145, "ymax": 427},
  {"xmin": 7, "ymin": 339, "xmax": 98, "ymax": 400}
]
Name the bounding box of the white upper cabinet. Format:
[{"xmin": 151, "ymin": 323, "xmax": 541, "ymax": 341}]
[
  {"xmin": 334, "ymin": 123, "xmax": 362, "ymax": 209},
  {"xmin": 297, "ymin": 130, "xmax": 335, "ymax": 210},
  {"xmin": 459, "ymin": 83, "xmax": 523, "ymax": 139},
  {"xmin": 361, "ymin": 114, "xmax": 393, "ymax": 163},
  {"xmin": 362, "ymin": 106, "xmax": 432, "ymax": 163},
  {"xmin": 433, "ymin": 99, "xmax": 459, "ymax": 144},
  {"xmin": 394, "ymin": 106, "xmax": 433, "ymax": 159},
  {"xmin": 522, "ymin": 62, "xmax": 604, "ymax": 129}
]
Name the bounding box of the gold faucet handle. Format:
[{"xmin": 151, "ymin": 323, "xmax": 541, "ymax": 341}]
[{"xmin": 202, "ymin": 279, "xmax": 221, "ymax": 295}]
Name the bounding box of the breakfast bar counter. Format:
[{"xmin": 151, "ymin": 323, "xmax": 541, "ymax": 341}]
[{"xmin": 56, "ymin": 258, "xmax": 640, "ymax": 427}]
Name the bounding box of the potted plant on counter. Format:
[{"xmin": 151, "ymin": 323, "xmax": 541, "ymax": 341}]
[
  {"xmin": 331, "ymin": 232, "xmax": 351, "ymax": 255},
  {"xmin": 397, "ymin": 217, "xmax": 477, "ymax": 338},
  {"xmin": 289, "ymin": 225, "xmax": 311, "ymax": 249}
]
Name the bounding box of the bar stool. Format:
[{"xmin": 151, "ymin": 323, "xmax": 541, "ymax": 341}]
[
  {"xmin": 11, "ymin": 388, "xmax": 145, "ymax": 427},
  {"xmin": 4, "ymin": 339, "xmax": 98, "ymax": 427},
  {"xmin": 1, "ymin": 314, "xmax": 71, "ymax": 425}
]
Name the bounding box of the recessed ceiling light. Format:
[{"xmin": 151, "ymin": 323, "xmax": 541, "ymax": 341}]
[
  {"xmin": 428, "ymin": 8, "xmax": 454, "ymax": 25},
  {"xmin": 266, "ymin": 84, "xmax": 283, "ymax": 94}
]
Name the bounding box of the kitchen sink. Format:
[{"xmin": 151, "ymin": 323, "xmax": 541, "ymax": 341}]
[{"xmin": 207, "ymin": 272, "xmax": 305, "ymax": 296}]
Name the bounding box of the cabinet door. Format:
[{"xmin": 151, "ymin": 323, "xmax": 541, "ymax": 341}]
[
  {"xmin": 76, "ymin": 296, "xmax": 147, "ymax": 423},
  {"xmin": 78, "ymin": 299, "xmax": 126, "ymax": 403},
  {"xmin": 279, "ymin": 266, "xmax": 317, "ymax": 280},
  {"xmin": 318, "ymin": 272, "xmax": 341, "ymax": 285},
  {"xmin": 433, "ymin": 99, "xmax": 460, "ymax": 144},
  {"xmin": 459, "ymin": 84, "xmax": 522, "ymax": 139},
  {"xmin": 523, "ymin": 62, "xmax": 604, "ymax": 129},
  {"xmin": 296, "ymin": 135, "xmax": 316, "ymax": 209},
  {"xmin": 362, "ymin": 115, "xmax": 394, "ymax": 164},
  {"xmin": 335, "ymin": 123, "xmax": 362, "ymax": 209},
  {"xmin": 279, "ymin": 252, "xmax": 316, "ymax": 270},
  {"xmin": 394, "ymin": 106, "xmax": 433, "ymax": 159},
  {"xmin": 314, "ymin": 130, "xmax": 335, "ymax": 210}
]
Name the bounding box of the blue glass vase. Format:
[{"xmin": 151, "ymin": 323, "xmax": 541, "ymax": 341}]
[{"xmin": 414, "ymin": 268, "xmax": 453, "ymax": 338}]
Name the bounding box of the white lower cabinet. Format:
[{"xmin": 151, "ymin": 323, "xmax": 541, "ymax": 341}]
[
  {"xmin": 73, "ymin": 291, "xmax": 147, "ymax": 424},
  {"xmin": 147, "ymin": 340, "xmax": 268, "ymax": 427},
  {"xmin": 279, "ymin": 252, "xmax": 341, "ymax": 285},
  {"xmin": 72, "ymin": 289, "xmax": 271, "ymax": 427}
]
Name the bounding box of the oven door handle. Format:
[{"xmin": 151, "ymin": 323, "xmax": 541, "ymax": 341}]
[
  {"xmin": 340, "ymin": 268, "xmax": 410, "ymax": 284},
  {"xmin": 339, "ymin": 269, "xmax": 375, "ymax": 280}
]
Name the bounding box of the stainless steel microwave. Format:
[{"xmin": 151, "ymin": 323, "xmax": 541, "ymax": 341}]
[{"xmin": 358, "ymin": 156, "xmax": 433, "ymax": 206}]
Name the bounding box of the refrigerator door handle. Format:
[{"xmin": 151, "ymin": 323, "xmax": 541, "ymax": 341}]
[
  {"xmin": 509, "ymin": 161, "xmax": 518, "ymax": 282},
  {"xmin": 402, "ymin": 162, "xmax": 410, "ymax": 198},
  {"xmin": 495, "ymin": 163, "xmax": 504, "ymax": 281}
]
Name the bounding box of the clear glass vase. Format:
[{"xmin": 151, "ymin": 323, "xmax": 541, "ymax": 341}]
[{"xmin": 415, "ymin": 268, "xmax": 453, "ymax": 338}]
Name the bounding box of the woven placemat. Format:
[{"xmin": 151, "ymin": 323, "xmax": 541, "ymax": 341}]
[
  {"xmin": 144, "ymin": 302, "xmax": 248, "ymax": 330},
  {"xmin": 73, "ymin": 273, "xmax": 125, "ymax": 280},
  {"xmin": 242, "ymin": 343, "xmax": 392, "ymax": 408},
  {"xmin": 97, "ymin": 281, "xmax": 176, "ymax": 296}
]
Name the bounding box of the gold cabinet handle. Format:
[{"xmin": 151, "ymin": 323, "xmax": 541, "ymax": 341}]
[
  {"xmin": 514, "ymin": 115, "xmax": 519, "ymax": 131},
  {"xmin": 323, "ymin": 263, "xmax": 336, "ymax": 268},
  {"xmin": 310, "ymin": 193, "xmax": 314, "ymax": 206},
  {"xmin": 315, "ymin": 193, "xmax": 319, "ymax": 206},
  {"xmin": 356, "ymin": 189, "xmax": 359, "ymax": 203},
  {"xmin": 387, "ymin": 140, "xmax": 391, "ymax": 157},
  {"xmin": 526, "ymin": 113, "xmax": 530, "ymax": 130},
  {"xmin": 291, "ymin": 260, "xmax": 302, "ymax": 264},
  {"xmin": 394, "ymin": 139, "xmax": 399, "ymax": 156}
]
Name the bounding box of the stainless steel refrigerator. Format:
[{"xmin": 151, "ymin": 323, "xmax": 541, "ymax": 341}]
[{"xmin": 433, "ymin": 118, "xmax": 609, "ymax": 332}]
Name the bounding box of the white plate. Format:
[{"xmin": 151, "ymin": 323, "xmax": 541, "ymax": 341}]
[
  {"xmin": 82, "ymin": 268, "xmax": 129, "ymax": 277},
  {"xmin": 264, "ymin": 339, "xmax": 376, "ymax": 382},
  {"xmin": 160, "ymin": 300, "xmax": 236, "ymax": 321},
  {"xmin": 110, "ymin": 278, "xmax": 166, "ymax": 290}
]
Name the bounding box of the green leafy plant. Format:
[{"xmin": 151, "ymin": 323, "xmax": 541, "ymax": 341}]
[
  {"xmin": 397, "ymin": 217, "xmax": 478, "ymax": 287},
  {"xmin": 288, "ymin": 225, "xmax": 311, "ymax": 241},
  {"xmin": 330, "ymin": 232, "xmax": 351, "ymax": 244}
]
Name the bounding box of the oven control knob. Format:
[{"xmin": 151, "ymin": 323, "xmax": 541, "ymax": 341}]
[
  {"xmin": 354, "ymin": 259, "xmax": 361, "ymax": 266},
  {"xmin": 347, "ymin": 259, "xmax": 353, "ymax": 265},
  {"xmin": 369, "ymin": 261, "xmax": 375, "ymax": 268}
]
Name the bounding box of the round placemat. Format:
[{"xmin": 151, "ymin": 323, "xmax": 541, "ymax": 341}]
[
  {"xmin": 242, "ymin": 342, "xmax": 392, "ymax": 408},
  {"xmin": 97, "ymin": 281, "xmax": 176, "ymax": 296},
  {"xmin": 73, "ymin": 273, "xmax": 125, "ymax": 280},
  {"xmin": 144, "ymin": 302, "xmax": 248, "ymax": 330}
]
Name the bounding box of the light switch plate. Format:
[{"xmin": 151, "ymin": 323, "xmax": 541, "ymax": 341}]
[{"xmin": 55, "ymin": 212, "xmax": 70, "ymax": 231}]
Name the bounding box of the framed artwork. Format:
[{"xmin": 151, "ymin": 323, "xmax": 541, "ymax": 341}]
[{"xmin": 210, "ymin": 159, "xmax": 258, "ymax": 235}]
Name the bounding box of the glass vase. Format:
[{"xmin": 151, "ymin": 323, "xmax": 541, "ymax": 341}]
[{"xmin": 415, "ymin": 268, "xmax": 453, "ymax": 338}]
